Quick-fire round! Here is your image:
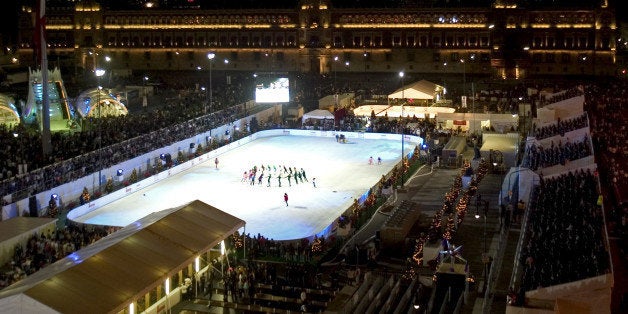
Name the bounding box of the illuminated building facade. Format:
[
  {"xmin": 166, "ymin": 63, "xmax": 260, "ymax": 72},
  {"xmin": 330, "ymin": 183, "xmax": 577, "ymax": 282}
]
[{"xmin": 16, "ymin": 0, "xmax": 618, "ymax": 79}]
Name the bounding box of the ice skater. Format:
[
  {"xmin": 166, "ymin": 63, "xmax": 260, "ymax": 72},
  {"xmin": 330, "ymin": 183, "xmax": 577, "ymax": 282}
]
[
  {"xmin": 369, "ymin": 156, "xmax": 374, "ymax": 165},
  {"xmin": 287, "ymin": 174, "xmax": 292, "ymax": 187},
  {"xmin": 258, "ymin": 173, "xmax": 264, "ymax": 185},
  {"xmin": 377, "ymin": 157, "xmax": 382, "ymax": 165},
  {"xmin": 267, "ymin": 174, "xmax": 272, "ymax": 187},
  {"xmin": 242, "ymin": 171, "xmax": 248, "ymax": 182},
  {"xmin": 277, "ymin": 174, "xmax": 282, "ymax": 187},
  {"xmin": 284, "ymin": 193, "xmax": 289, "ymax": 206},
  {"xmin": 301, "ymin": 168, "xmax": 308, "ymax": 182},
  {"xmin": 215, "ymin": 158, "xmax": 219, "ymax": 169},
  {"xmin": 312, "ymin": 177, "xmax": 316, "ymax": 188}
]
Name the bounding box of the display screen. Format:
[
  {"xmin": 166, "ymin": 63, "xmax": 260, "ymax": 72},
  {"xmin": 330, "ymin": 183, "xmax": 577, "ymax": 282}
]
[{"xmin": 255, "ymin": 77, "xmax": 290, "ymax": 103}]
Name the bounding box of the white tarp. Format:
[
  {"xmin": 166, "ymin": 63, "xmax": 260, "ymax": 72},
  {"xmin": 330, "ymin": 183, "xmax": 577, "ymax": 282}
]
[
  {"xmin": 302, "ymin": 109, "xmax": 334, "ymax": 122},
  {"xmin": 388, "ymin": 80, "xmax": 443, "ymax": 100}
]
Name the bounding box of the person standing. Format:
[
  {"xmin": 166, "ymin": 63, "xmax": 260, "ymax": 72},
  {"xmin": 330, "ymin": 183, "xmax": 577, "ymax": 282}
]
[
  {"xmin": 284, "ymin": 193, "xmax": 289, "ymax": 206},
  {"xmin": 312, "ymin": 177, "xmax": 316, "ymax": 188},
  {"xmin": 267, "ymin": 173, "xmax": 272, "ymax": 187},
  {"xmin": 215, "ymin": 157, "xmax": 219, "ymax": 169},
  {"xmin": 278, "ymin": 173, "xmax": 282, "ymax": 187},
  {"xmin": 377, "ymin": 157, "xmax": 382, "ymax": 164}
]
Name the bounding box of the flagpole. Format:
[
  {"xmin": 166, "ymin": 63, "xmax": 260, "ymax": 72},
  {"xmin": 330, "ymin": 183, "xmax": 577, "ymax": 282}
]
[{"xmin": 38, "ymin": 0, "xmax": 52, "ymax": 155}]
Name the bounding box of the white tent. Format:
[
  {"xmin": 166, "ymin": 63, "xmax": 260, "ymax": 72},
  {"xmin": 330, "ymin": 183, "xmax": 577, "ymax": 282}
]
[
  {"xmin": 388, "ymin": 80, "xmax": 443, "ymax": 100},
  {"xmin": 302, "ymin": 109, "xmax": 334, "ymax": 123}
]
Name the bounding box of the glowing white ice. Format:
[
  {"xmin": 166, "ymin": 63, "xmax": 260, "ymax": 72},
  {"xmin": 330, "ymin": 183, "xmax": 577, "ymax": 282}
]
[{"xmin": 73, "ymin": 135, "xmax": 412, "ymax": 240}]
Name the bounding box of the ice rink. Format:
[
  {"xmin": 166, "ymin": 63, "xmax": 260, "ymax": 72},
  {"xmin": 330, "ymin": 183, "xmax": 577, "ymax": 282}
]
[{"xmin": 72, "ymin": 135, "xmax": 413, "ymax": 240}]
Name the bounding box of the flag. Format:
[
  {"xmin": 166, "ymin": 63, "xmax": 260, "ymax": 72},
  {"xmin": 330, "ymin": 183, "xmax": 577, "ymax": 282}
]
[{"xmin": 34, "ymin": 0, "xmax": 46, "ymax": 63}]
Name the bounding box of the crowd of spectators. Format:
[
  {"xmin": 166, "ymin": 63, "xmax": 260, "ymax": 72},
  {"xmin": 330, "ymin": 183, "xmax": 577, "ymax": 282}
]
[
  {"xmin": 584, "ymin": 79, "xmax": 628, "ymax": 294},
  {"xmin": 532, "ymin": 112, "xmax": 589, "ymax": 140},
  {"xmin": 522, "ymin": 135, "xmax": 592, "ymax": 171},
  {"xmin": 0, "ymin": 224, "xmax": 118, "ymax": 290},
  {"xmin": 541, "ymin": 86, "xmax": 584, "ymax": 106},
  {"xmin": 519, "ymin": 169, "xmax": 609, "ymax": 294},
  {"xmin": 0, "ymin": 76, "xmax": 253, "ymax": 201}
]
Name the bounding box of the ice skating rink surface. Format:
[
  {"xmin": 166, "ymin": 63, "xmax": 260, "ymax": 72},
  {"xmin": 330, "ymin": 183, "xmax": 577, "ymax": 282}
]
[{"xmin": 73, "ymin": 135, "xmax": 411, "ymax": 240}]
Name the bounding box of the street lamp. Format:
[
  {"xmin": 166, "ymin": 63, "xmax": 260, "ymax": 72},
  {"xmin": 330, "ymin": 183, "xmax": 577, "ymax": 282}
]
[
  {"xmin": 399, "ymin": 71, "xmax": 405, "ymax": 188},
  {"xmin": 333, "ymin": 55, "xmax": 339, "ymax": 93},
  {"xmin": 442, "ymin": 62, "xmax": 447, "ymax": 100},
  {"xmin": 207, "ymin": 52, "xmax": 215, "ymax": 117},
  {"xmin": 104, "ymin": 56, "xmax": 112, "ymax": 85}
]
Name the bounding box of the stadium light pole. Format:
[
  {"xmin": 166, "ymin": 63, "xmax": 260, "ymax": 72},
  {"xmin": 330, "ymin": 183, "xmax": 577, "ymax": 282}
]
[
  {"xmin": 207, "ymin": 52, "xmax": 215, "ymax": 117},
  {"xmin": 95, "ymin": 68, "xmax": 106, "ymax": 187},
  {"xmin": 399, "ymin": 71, "xmax": 405, "ymax": 188},
  {"xmin": 460, "ymin": 58, "xmax": 466, "ymax": 98}
]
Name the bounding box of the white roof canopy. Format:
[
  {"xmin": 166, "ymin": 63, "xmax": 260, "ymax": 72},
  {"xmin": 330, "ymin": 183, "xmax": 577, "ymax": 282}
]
[
  {"xmin": 388, "ymin": 80, "xmax": 444, "ymax": 100},
  {"xmin": 302, "ymin": 109, "xmax": 334, "ymax": 122}
]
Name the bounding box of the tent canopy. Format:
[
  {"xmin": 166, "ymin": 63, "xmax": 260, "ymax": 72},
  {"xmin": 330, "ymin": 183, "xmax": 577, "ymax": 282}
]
[
  {"xmin": 0, "ymin": 200, "xmax": 245, "ymax": 314},
  {"xmin": 388, "ymin": 80, "xmax": 443, "ymax": 100},
  {"xmin": 302, "ymin": 109, "xmax": 334, "ymax": 122}
]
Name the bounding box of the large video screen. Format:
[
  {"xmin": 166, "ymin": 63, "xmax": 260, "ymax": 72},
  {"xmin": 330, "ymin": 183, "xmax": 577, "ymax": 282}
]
[{"xmin": 255, "ymin": 77, "xmax": 290, "ymax": 103}]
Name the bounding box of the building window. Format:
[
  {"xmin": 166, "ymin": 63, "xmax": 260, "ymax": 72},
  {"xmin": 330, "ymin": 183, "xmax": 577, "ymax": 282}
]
[
  {"xmin": 420, "ymin": 36, "xmax": 428, "ymax": 47},
  {"xmin": 433, "ymin": 36, "xmax": 441, "ymax": 47},
  {"xmin": 446, "ymin": 36, "xmax": 454, "ymax": 47},
  {"xmin": 480, "ymin": 36, "xmax": 488, "ymax": 47},
  {"xmin": 545, "ymin": 53, "xmax": 555, "ymax": 63},
  {"xmin": 533, "ymin": 53, "xmax": 542, "ymax": 63},
  {"xmin": 534, "ymin": 37, "xmax": 542, "ymax": 48},
  {"xmin": 561, "ymin": 53, "xmax": 570, "ymax": 63},
  {"xmin": 406, "ymin": 36, "xmax": 414, "ymax": 47},
  {"xmin": 457, "ymin": 36, "xmax": 465, "ymax": 47}
]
